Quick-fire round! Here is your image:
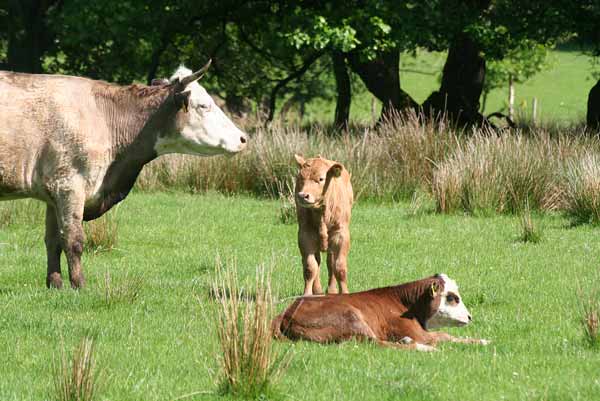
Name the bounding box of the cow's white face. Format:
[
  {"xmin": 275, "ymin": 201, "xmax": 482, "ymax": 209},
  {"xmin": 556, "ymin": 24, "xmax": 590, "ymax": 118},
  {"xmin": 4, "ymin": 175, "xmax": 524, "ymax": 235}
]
[
  {"xmin": 154, "ymin": 66, "xmax": 248, "ymax": 156},
  {"xmin": 427, "ymin": 274, "xmax": 472, "ymax": 329}
]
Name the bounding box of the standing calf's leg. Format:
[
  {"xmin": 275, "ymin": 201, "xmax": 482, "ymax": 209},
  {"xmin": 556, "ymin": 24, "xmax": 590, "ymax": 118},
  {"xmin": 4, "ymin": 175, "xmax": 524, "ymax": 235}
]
[
  {"xmin": 329, "ymin": 228, "xmax": 350, "ymax": 294},
  {"xmin": 45, "ymin": 205, "xmax": 63, "ymax": 289},
  {"xmin": 299, "ymin": 233, "xmax": 321, "ymax": 296},
  {"xmin": 326, "ymin": 252, "xmax": 338, "ymax": 294},
  {"xmin": 55, "ymin": 189, "xmax": 86, "ymax": 289}
]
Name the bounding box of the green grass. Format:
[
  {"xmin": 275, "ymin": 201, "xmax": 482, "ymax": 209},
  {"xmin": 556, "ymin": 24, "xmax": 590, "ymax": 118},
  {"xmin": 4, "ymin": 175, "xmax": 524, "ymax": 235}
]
[
  {"xmin": 1, "ymin": 192, "xmax": 600, "ymax": 400},
  {"xmin": 303, "ymin": 48, "xmax": 598, "ymax": 124}
]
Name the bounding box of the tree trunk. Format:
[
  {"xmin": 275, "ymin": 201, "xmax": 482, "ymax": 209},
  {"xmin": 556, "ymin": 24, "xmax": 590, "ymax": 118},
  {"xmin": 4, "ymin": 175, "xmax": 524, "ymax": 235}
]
[
  {"xmin": 346, "ymin": 47, "xmax": 417, "ymax": 121},
  {"xmin": 331, "ymin": 51, "xmax": 351, "ymax": 129},
  {"xmin": 422, "ymin": 34, "xmax": 486, "ymax": 126},
  {"xmin": 6, "ymin": 0, "xmax": 56, "ymax": 73},
  {"xmin": 587, "ymin": 80, "xmax": 600, "ymax": 130}
]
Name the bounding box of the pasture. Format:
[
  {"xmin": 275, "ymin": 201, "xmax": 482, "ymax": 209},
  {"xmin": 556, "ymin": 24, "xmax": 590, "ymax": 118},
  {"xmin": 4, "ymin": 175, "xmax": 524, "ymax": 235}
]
[{"xmin": 1, "ymin": 192, "xmax": 599, "ymax": 401}]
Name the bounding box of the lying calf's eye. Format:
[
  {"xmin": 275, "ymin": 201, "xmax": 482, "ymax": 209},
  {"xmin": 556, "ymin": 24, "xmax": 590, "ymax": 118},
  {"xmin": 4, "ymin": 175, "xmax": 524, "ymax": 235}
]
[{"xmin": 446, "ymin": 294, "xmax": 460, "ymax": 303}]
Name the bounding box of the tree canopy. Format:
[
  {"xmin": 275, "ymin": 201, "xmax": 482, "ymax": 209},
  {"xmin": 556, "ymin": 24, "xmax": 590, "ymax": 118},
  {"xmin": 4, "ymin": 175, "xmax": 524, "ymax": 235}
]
[{"xmin": 0, "ymin": 0, "xmax": 594, "ymax": 126}]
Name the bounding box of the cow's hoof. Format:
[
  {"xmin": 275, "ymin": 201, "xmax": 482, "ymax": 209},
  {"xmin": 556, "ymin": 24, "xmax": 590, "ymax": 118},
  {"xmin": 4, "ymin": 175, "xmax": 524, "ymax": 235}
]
[
  {"xmin": 415, "ymin": 343, "xmax": 437, "ymax": 352},
  {"xmin": 69, "ymin": 275, "xmax": 86, "ymax": 289},
  {"xmin": 46, "ymin": 274, "xmax": 63, "ymax": 289}
]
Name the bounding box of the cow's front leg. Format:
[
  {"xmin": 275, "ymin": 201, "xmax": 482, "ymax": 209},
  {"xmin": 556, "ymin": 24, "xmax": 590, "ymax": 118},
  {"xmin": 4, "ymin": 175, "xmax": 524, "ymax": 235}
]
[
  {"xmin": 45, "ymin": 204, "xmax": 63, "ymax": 289},
  {"xmin": 54, "ymin": 190, "xmax": 86, "ymax": 289}
]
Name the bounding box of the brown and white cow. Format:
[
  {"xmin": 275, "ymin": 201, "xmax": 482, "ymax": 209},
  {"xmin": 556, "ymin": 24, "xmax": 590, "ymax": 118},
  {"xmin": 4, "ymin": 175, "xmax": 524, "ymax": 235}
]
[
  {"xmin": 0, "ymin": 61, "xmax": 247, "ymax": 288},
  {"xmin": 272, "ymin": 274, "xmax": 489, "ymax": 351},
  {"xmin": 294, "ymin": 155, "xmax": 353, "ymax": 296}
]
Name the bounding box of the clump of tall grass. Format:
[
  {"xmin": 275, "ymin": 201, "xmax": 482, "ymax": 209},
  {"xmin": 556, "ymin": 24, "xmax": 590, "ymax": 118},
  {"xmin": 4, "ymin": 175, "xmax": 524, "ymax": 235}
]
[
  {"xmin": 211, "ymin": 261, "xmax": 291, "ymax": 399},
  {"xmin": 52, "ymin": 337, "xmax": 104, "ymax": 401},
  {"xmin": 100, "ymin": 269, "xmax": 144, "ymax": 307},
  {"xmin": 84, "ymin": 210, "xmax": 118, "ymax": 254},
  {"xmin": 563, "ymin": 153, "xmax": 600, "ymax": 224},
  {"xmin": 518, "ymin": 201, "xmax": 543, "ymax": 243},
  {"xmin": 432, "ymin": 131, "xmax": 575, "ymax": 214},
  {"xmin": 577, "ymin": 282, "xmax": 600, "ymax": 348},
  {"xmin": 277, "ymin": 182, "xmax": 296, "ymax": 225}
]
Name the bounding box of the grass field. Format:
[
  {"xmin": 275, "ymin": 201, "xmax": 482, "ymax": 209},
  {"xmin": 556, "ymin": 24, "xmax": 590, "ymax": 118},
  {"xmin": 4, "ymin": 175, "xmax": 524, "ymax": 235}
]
[
  {"xmin": 1, "ymin": 192, "xmax": 599, "ymax": 400},
  {"xmin": 303, "ymin": 48, "xmax": 598, "ymax": 124}
]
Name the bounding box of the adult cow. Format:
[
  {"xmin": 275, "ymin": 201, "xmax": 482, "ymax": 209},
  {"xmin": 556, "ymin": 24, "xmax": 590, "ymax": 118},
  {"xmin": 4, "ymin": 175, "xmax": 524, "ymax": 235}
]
[{"xmin": 0, "ymin": 61, "xmax": 247, "ymax": 289}]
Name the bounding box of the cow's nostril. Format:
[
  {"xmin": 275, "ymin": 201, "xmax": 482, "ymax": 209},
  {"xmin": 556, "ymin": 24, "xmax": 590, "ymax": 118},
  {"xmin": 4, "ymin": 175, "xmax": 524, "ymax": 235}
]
[
  {"xmin": 468, "ymin": 315, "xmax": 472, "ymax": 321},
  {"xmin": 240, "ymin": 136, "xmax": 247, "ymax": 144},
  {"xmin": 304, "ymin": 194, "xmax": 310, "ymax": 200}
]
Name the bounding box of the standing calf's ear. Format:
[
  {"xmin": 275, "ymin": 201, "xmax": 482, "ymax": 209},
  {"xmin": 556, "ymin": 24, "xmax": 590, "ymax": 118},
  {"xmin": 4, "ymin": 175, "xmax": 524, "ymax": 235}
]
[
  {"xmin": 294, "ymin": 154, "xmax": 306, "ymax": 167},
  {"xmin": 175, "ymin": 90, "xmax": 191, "ymax": 112},
  {"xmin": 328, "ymin": 163, "xmax": 343, "ymax": 178}
]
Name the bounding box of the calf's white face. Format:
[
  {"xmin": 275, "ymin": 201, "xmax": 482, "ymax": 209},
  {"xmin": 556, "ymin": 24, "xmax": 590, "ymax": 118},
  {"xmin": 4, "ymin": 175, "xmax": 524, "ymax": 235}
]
[
  {"xmin": 155, "ymin": 66, "xmax": 248, "ymax": 156},
  {"xmin": 427, "ymin": 274, "xmax": 472, "ymax": 329}
]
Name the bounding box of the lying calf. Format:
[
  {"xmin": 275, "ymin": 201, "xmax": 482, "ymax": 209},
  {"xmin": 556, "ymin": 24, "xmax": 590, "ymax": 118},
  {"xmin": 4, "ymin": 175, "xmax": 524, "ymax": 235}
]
[{"xmin": 272, "ymin": 274, "xmax": 489, "ymax": 351}]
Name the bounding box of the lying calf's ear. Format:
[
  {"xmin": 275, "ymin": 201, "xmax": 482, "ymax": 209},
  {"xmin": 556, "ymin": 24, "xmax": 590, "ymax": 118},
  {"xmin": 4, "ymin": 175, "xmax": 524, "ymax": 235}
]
[
  {"xmin": 328, "ymin": 163, "xmax": 343, "ymax": 178},
  {"xmin": 175, "ymin": 90, "xmax": 191, "ymax": 112},
  {"xmin": 294, "ymin": 154, "xmax": 306, "ymax": 167}
]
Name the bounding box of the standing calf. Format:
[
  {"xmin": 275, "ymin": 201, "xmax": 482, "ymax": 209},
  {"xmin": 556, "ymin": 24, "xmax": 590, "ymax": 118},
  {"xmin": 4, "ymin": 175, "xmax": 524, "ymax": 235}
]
[
  {"xmin": 294, "ymin": 154, "xmax": 353, "ymax": 296},
  {"xmin": 272, "ymin": 274, "xmax": 489, "ymax": 351}
]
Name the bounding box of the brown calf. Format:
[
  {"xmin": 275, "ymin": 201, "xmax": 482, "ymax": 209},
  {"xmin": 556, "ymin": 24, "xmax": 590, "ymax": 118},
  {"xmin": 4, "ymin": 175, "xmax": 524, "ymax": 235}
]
[
  {"xmin": 272, "ymin": 274, "xmax": 489, "ymax": 351},
  {"xmin": 294, "ymin": 155, "xmax": 353, "ymax": 296}
]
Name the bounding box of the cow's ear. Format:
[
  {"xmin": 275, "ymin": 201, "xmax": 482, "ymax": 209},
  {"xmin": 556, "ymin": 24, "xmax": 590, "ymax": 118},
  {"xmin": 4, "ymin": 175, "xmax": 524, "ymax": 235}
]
[
  {"xmin": 430, "ymin": 282, "xmax": 440, "ymax": 298},
  {"xmin": 175, "ymin": 90, "xmax": 191, "ymax": 112},
  {"xmin": 294, "ymin": 154, "xmax": 305, "ymax": 167},
  {"xmin": 327, "ymin": 163, "xmax": 343, "ymax": 178}
]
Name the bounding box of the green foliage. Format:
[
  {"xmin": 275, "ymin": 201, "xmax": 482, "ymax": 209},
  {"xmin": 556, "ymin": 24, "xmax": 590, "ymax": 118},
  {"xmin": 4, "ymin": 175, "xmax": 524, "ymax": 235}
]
[{"xmin": 485, "ymin": 42, "xmax": 552, "ymax": 92}]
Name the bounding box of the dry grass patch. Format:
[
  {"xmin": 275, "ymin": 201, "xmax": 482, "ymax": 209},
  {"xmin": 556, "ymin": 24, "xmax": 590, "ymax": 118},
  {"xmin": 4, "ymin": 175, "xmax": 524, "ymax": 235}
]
[
  {"xmin": 52, "ymin": 337, "xmax": 104, "ymax": 401},
  {"xmin": 563, "ymin": 153, "xmax": 600, "ymax": 225},
  {"xmin": 211, "ymin": 261, "xmax": 292, "ymax": 399},
  {"xmin": 578, "ymin": 283, "xmax": 600, "ymax": 348},
  {"xmin": 84, "ymin": 210, "xmax": 119, "ymax": 254},
  {"xmin": 518, "ymin": 202, "xmax": 542, "ymax": 243}
]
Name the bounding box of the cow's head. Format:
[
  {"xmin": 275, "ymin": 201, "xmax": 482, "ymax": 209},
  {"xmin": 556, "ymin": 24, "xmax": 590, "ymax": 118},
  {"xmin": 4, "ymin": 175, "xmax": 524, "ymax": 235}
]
[
  {"xmin": 294, "ymin": 154, "xmax": 344, "ymax": 209},
  {"xmin": 154, "ymin": 60, "xmax": 248, "ymax": 156},
  {"xmin": 426, "ymin": 274, "xmax": 472, "ymax": 329}
]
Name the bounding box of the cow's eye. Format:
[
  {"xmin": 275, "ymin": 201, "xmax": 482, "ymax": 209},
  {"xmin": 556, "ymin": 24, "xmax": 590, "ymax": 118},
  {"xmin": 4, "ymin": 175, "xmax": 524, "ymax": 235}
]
[
  {"xmin": 198, "ymin": 103, "xmax": 211, "ymax": 111},
  {"xmin": 319, "ymin": 177, "xmax": 325, "ymax": 182}
]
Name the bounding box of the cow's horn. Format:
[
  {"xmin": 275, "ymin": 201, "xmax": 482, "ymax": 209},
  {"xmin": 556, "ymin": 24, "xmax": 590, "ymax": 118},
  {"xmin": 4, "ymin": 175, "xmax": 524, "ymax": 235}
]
[{"xmin": 179, "ymin": 59, "xmax": 212, "ymax": 87}]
